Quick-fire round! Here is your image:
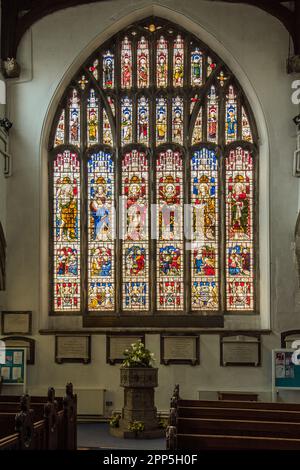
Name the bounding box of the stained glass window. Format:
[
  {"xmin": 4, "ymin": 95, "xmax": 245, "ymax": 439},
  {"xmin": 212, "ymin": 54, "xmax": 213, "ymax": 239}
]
[
  {"xmin": 89, "ymin": 59, "xmax": 99, "ymax": 80},
  {"xmin": 53, "ymin": 150, "xmax": 80, "ymax": 311},
  {"xmin": 121, "ymin": 37, "xmax": 132, "ymax": 89},
  {"xmin": 173, "ymin": 35, "xmax": 184, "ymax": 87},
  {"xmin": 137, "ymin": 96, "xmax": 149, "ymax": 146},
  {"xmin": 191, "ymin": 149, "xmax": 218, "ymax": 310},
  {"xmin": 226, "ymin": 147, "xmax": 254, "ymax": 311},
  {"xmin": 192, "ymin": 107, "xmax": 202, "ymax": 145},
  {"xmin": 69, "ymin": 89, "xmax": 80, "ymax": 146},
  {"xmin": 156, "ymin": 36, "xmax": 168, "ymax": 88},
  {"xmin": 121, "ymin": 97, "xmax": 133, "ymax": 146},
  {"xmin": 122, "ymin": 151, "xmax": 149, "ymax": 310},
  {"xmin": 156, "ymin": 96, "xmax": 167, "ymax": 144},
  {"xmin": 207, "ymin": 85, "xmax": 218, "ymax": 143},
  {"xmin": 207, "ymin": 56, "xmax": 216, "ymax": 77},
  {"xmin": 137, "ymin": 37, "xmax": 149, "ymax": 88},
  {"xmin": 242, "ymin": 107, "xmax": 253, "ymax": 142},
  {"xmin": 172, "ymin": 97, "xmax": 183, "ymax": 144},
  {"xmin": 103, "ymin": 51, "xmax": 114, "ymax": 89},
  {"xmin": 103, "ymin": 96, "xmax": 115, "ymax": 146},
  {"xmin": 225, "ymin": 85, "xmax": 237, "ymax": 143},
  {"xmin": 88, "ymin": 151, "xmax": 114, "ymax": 311},
  {"xmin": 157, "ymin": 150, "xmax": 184, "ymax": 310},
  {"xmin": 191, "ymin": 48, "xmax": 203, "ymax": 86},
  {"xmin": 50, "ymin": 18, "xmax": 257, "ymax": 322},
  {"xmin": 54, "ymin": 110, "xmax": 65, "ymax": 147},
  {"xmin": 87, "ymin": 89, "xmax": 99, "ymax": 146}
]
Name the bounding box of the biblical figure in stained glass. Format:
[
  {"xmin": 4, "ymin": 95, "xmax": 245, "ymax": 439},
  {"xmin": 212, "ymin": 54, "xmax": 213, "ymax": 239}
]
[
  {"xmin": 159, "ymin": 175, "xmax": 181, "ymax": 241},
  {"xmin": 91, "ymin": 246, "xmax": 112, "ymax": 277},
  {"xmin": 56, "ymin": 247, "xmax": 78, "ymax": 276},
  {"xmin": 159, "ymin": 245, "xmax": 181, "ymax": 276},
  {"xmin": 193, "ymin": 176, "xmax": 216, "ymax": 241},
  {"xmin": 228, "ymin": 175, "xmax": 249, "ymax": 240},
  {"xmin": 157, "ymin": 36, "xmax": 168, "ymax": 87},
  {"xmin": 103, "ymin": 51, "xmax": 114, "ymax": 89},
  {"xmin": 193, "ymin": 246, "xmax": 216, "ymax": 276},
  {"xmin": 89, "ymin": 178, "xmax": 111, "ymax": 241},
  {"xmin": 121, "ymin": 99, "xmax": 132, "ymax": 144},
  {"xmin": 191, "ymin": 49, "xmax": 202, "ymax": 86},
  {"xmin": 125, "ymin": 175, "xmax": 147, "ymax": 241},
  {"xmin": 228, "ymin": 244, "xmax": 250, "ymax": 276},
  {"xmin": 56, "ymin": 176, "xmax": 78, "ymax": 241},
  {"xmin": 125, "ymin": 246, "xmax": 146, "ymax": 276}
]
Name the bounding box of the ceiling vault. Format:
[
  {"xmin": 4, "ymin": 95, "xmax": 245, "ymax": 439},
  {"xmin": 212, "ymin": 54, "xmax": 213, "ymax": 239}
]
[{"xmin": 1, "ymin": 0, "xmax": 300, "ymax": 77}]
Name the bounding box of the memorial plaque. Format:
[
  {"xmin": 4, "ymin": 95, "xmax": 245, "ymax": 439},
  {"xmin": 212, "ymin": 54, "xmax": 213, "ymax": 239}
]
[
  {"xmin": 220, "ymin": 334, "xmax": 261, "ymax": 367},
  {"xmin": 55, "ymin": 335, "xmax": 91, "ymax": 364},
  {"xmin": 161, "ymin": 334, "xmax": 199, "ymax": 365},
  {"xmin": 1, "ymin": 311, "xmax": 32, "ymax": 335},
  {"xmin": 106, "ymin": 334, "xmax": 144, "ymax": 364}
]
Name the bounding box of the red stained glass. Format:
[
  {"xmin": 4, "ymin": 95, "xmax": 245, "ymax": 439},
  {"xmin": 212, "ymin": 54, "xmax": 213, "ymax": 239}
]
[
  {"xmin": 226, "ymin": 147, "xmax": 254, "ymax": 310},
  {"xmin": 122, "ymin": 150, "xmax": 149, "ymax": 310},
  {"xmin": 53, "ymin": 150, "xmax": 80, "ymax": 311},
  {"xmin": 137, "ymin": 37, "xmax": 149, "ymax": 88},
  {"xmin": 156, "ymin": 36, "xmax": 168, "ymax": 88},
  {"xmin": 121, "ymin": 37, "xmax": 132, "ymax": 89},
  {"xmin": 156, "ymin": 150, "xmax": 184, "ymax": 311}
]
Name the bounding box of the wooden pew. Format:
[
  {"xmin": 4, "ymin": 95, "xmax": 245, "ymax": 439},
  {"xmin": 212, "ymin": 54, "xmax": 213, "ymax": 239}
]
[
  {"xmin": 176, "ymin": 406, "xmax": 300, "ymax": 422},
  {"xmin": 0, "ymin": 383, "xmax": 77, "ymax": 450},
  {"xmin": 177, "ymin": 398, "xmax": 300, "ymax": 411},
  {"xmin": 0, "ymin": 396, "xmax": 45, "ymax": 450},
  {"xmin": 166, "ymin": 385, "xmax": 300, "ymax": 450},
  {"xmin": 177, "ymin": 417, "xmax": 300, "ymax": 438},
  {"xmin": 176, "ymin": 433, "xmax": 300, "ymax": 450}
]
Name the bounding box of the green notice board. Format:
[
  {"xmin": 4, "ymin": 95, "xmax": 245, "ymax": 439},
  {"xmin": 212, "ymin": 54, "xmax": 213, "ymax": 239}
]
[
  {"xmin": 0, "ymin": 347, "xmax": 26, "ymax": 385},
  {"xmin": 273, "ymin": 349, "xmax": 300, "ymax": 390}
]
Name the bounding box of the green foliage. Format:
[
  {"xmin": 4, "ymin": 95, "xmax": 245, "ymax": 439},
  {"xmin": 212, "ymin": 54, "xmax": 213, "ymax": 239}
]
[
  {"xmin": 109, "ymin": 413, "xmax": 121, "ymax": 428},
  {"xmin": 157, "ymin": 414, "xmax": 168, "ymax": 429},
  {"xmin": 122, "ymin": 341, "xmax": 155, "ymax": 368},
  {"xmin": 128, "ymin": 420, "xmax": 145, "ymax": 434}
]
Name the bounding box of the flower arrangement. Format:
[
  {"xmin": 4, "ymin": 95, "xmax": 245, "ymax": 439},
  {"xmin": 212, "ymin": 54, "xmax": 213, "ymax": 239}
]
[
  {"xmin": 109, "ymin": 413, "xmax": 121, "ymax": 428},
  {"xmin": 128, "ymin": 420, "xmax": 145, "ymax": 435},
  {"xmin": 122, "ymin": 341, "xmax": 155, "ymax": 368},
  {"xmin": 157, "ymin": 414, "xmax": 168, "ymax": 430}
]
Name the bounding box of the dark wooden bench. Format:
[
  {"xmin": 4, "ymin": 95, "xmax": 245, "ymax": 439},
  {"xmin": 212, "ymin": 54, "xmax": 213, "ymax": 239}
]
[
  {"xmin": 177, "ymin": 416, "xmax": 300, "ymax": 438},
  {"xmin": 0, "ymin": 383, "xmax": 77, "ymax": 450},
  {"xmin": 177, "ymin": 406, "xmax": 300, "ymax": 422},
  {"xmin": 166, "ymin": 385, "xmax": 300, "ymax": 450},
  {"xmin": 177, "ymin": 398, "xmax": 300, "ymax": 411},
  {"xmin": 176, "ymin": 433, "xmax": 300, "ymax": 450}
]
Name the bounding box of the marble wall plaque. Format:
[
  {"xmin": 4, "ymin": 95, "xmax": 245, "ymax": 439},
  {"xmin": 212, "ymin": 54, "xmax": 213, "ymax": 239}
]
[
  {"xmin": 161, "ymin": 335, "xmax": 199, "ymax": 365},
  {"xmin": 106, "ymin": 334, "xmax": 144, "ymax": 364},
  {"xmin": 220, "ymin": 335, "xmax": 261, "ymax": 366},
  {"xmin": 55, "ymin": 335, "xmax": 91, "ymax": 363},
  {"xmin": 1, "ymin": 311, "xmax": 32, "ymax": 335}
]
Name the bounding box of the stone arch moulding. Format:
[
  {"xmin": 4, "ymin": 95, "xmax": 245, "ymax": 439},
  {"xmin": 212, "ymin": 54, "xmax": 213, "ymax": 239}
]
[{"xmin": 39, "ymin": 5, "xmax": 270, "ymax": 331}]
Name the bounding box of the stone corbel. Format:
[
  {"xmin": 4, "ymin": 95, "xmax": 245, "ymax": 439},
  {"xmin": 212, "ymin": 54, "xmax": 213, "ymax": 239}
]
[{"xmin": 2, "ymin": 58, "xmax": 20, "ymax": 79}]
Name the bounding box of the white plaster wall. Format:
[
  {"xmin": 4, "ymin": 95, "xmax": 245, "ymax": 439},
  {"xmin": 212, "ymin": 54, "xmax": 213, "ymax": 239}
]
[{"xmin": 3, "ymin": 0, "xmax": 300, "ymax": 406}]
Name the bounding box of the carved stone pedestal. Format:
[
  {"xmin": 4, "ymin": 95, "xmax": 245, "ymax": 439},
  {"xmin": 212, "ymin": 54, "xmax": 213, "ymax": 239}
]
[{"xmin": 110, "ymin": 367, "xmax": 164, "ymax": 439}]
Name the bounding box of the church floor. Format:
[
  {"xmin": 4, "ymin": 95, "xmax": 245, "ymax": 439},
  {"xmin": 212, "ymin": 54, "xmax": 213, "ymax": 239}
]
[{"xmin": 77, "ymin": 423, "xmax": 166, "ymax": 450}]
